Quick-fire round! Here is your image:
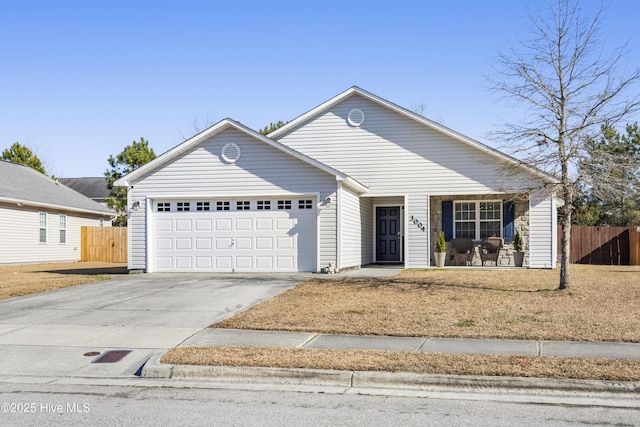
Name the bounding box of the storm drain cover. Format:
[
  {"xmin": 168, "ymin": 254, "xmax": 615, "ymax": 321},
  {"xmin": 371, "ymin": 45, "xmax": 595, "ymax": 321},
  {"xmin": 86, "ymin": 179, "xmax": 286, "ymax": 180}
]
[{"xmin": 91, "ymin": 350, "xmax": 132, "ymax": 364}]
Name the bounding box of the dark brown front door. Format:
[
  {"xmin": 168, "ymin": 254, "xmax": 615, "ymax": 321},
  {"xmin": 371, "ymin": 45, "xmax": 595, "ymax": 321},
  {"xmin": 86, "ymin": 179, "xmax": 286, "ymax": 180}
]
[{"xmin": 376, "ymin": 206, "xmax": 401, "ymax": 262}]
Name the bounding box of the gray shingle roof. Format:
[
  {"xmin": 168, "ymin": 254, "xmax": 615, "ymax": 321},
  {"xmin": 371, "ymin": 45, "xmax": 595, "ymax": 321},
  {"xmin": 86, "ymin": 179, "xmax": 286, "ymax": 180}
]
[
  {"xmin": 0, "ymin": 160, "xmax": 114, "ymax": 215},
  {"xmin": 58, "ymin": 177, "xmax": 111, "ymax": 200}
]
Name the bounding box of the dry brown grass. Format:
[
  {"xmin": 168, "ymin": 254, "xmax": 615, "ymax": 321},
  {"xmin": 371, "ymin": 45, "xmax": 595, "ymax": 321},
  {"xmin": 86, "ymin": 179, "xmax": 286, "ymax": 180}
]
[
  {"xmin": 162, "ymin": 346, "xmax": 640, "ymax": 381},
  {"xmin": 213, "ymin": 265, "xmax": 640, "ymax": 343},
  {"xmin": 0, "ymin": 262, "xmax": 128, "ymax": 300}
]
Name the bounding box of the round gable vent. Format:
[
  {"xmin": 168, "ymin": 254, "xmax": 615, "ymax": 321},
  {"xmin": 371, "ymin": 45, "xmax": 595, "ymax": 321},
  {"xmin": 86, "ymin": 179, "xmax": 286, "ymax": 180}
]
[
  {"xmin": 221, "ymin": 143, "xmax": 241, "ymax": 163},
  {"xmin": 347, "ymin": 108, "xmax": 365, "ymax": 127}
]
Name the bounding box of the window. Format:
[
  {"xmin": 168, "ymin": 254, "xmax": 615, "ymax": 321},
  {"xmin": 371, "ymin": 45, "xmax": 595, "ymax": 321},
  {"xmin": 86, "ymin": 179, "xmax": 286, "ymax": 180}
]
[
  {"xmin": 237, "ymin": 201, "xmax": 250, "ymax": 211},
  {"xmin": 177, "ymin": 202, "xmax": 190, "ymax": 212},
  {"xmin": 257, "ymin": 200, "xmax": 271, "ymax": 210},
  {"xmin": 298, "ymin": 199, "xmax": 313, "ymax": 209},
  {"xmin": 59, "ymin": 214, "xmax": 67, "ymax": 244},
  {"xmin": 196, "ymin": 202, "xmax": 210, "ymax": 211},
  {"xmin": 157, "ymin": 202, "xmax": 171, "ymax": 212},
  {"xmin": 99, "ymin": 218, "xmax": 104, "ymax": 227},
  {"xmin": 454, "ymin": 201, "xmax": 502, "ymax": 240},
  {"xmin": 278, "ymin": 200, "xmax": 291, "ymax": 210},
  {"xmin": 216, "ymin": 201, "xmax": 230, "ymax": 211},
  {"xmin": 39, "ymin": 212, "xmax": 47, "ymax": 243}
]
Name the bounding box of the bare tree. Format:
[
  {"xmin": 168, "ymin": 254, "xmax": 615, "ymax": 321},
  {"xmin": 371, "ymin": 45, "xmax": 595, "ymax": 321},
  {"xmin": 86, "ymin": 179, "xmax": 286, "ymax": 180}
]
[{"xmin": 490, "ymin": 0, "xmax": 640, "ymax": 289}]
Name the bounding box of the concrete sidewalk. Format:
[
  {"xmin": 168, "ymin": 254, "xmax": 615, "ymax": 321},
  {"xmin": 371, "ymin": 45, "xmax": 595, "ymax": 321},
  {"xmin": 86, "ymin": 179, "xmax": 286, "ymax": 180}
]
[{"xmin": 179, "ymin": 328, "xmax": 640, "ymax": 360}]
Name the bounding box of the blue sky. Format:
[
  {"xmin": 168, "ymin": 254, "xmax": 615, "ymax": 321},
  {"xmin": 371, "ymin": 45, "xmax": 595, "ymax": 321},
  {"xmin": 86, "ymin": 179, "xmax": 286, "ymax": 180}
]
[{"xmin": 2, "ymin": 1, "xmax": 639, "ymax": 177}]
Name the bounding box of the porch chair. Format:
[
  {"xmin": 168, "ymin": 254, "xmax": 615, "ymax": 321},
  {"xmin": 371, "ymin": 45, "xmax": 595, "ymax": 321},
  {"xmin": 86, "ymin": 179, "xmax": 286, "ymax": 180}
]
[
  {"xmin": 480, "ymin": 237, "xmax": 503, "ymax": 266},
  {"xmin": 450, "ymin": 238, "xmax": 475, "ymax": 266}
]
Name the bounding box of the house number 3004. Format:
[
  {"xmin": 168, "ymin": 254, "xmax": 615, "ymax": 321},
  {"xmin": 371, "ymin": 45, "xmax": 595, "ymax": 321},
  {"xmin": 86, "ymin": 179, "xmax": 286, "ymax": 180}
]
[{"xmin": 409, "ymin": 215, "xmax": 426, "ymax": 232}]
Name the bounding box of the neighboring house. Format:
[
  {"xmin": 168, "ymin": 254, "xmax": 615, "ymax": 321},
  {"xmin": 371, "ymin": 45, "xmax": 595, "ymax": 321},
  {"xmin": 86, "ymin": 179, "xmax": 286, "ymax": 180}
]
[
  {"xmin": 0, "ymin": 160, "xmax": 114, "ymax": 264},
  {"xmin": 58, "ymin": 177, "xmax": 111, "ymax": 207},
  {"xmin": 115, "ymin": 87, "xmax": 559, "ymax": 273}
]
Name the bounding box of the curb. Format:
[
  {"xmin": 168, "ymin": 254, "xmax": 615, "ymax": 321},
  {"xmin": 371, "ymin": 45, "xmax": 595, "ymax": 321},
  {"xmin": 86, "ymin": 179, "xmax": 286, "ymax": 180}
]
[{"xmin": 141, "ymin": 355, "xmax": 640, "ymax": 395}]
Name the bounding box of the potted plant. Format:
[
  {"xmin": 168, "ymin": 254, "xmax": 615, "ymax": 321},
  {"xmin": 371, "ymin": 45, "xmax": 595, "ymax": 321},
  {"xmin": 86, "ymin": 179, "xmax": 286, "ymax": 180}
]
[
  {"xmin": 513, "ymin": 231, "xmax": 525, "ymax": 267},
  {"xmin": 434, "ymin": 231, "xmax": 447, "ymax": 267}
]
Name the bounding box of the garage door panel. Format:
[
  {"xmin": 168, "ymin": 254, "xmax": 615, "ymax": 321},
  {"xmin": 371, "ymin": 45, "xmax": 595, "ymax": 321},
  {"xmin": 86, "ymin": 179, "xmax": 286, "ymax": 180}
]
[
  {"xmin": 195, "ymin": 219, "xmax": 212, "ymax": 231},
  {"xmin": 235, "ymin": 237, "xmax": 252, "ymax": 250},
  {"xmin": 157, "ymin": 219, "xmax": 172, "ymax": 232},
  {"xmin": 175, "ymin": 238, "xmax": 192, "ymax": 250},
  {"xmin": 215, "ymin": 237, "xmax": 233, "ymax": 250},
  {"xmin": 255, "ymin": 218, "xmax": 273, "ymax": 230},
  {"xmin": 255, "ymin": 237, "xmax": 273, "ymax": 250},
  {"xmin": 215, "ymin": 257, "xmax": 233, "ymax": 269},
  {"xmin": 175, "ymin": 257, "xmax": 192, "ymax": 269},
  {"xmin": 175, "ymin": 220, "xmax": 192, "ymax": 231},
  {"xmin": 196, "ymin": 257, "xmax": 212, "ymax": 269},
  {"xmin": 235, "ymin": 256, "xmax": 252, "ymax": 269},
  {"xmin": 153, "ymin": 198, "xmax": 317, "ymax": 272},
  {"xmin": 195, "ymin": 238, "xmax": 212, "ymax": 250},
  {"xmin": 255, "ymin": 257, "xmax": 273, "ymax": 269},
  {"xmin": 235, "ymin": 218, "xmax": 252, "ymax": 231},
  {"xmin": 215, "ymin": 218, "xmax": 232, "ymax": 231}
]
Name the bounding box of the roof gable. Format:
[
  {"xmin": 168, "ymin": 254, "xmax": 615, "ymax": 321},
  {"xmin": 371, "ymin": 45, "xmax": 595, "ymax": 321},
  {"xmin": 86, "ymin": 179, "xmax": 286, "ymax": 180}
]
[
  {"xmin": 115, "ymin": 119, "xmax": 367, "ymax": 193},
  {"xmin": 0, "ymin": 160, "xmax": 114, "ymax": 216},
  {"xmin": 269, "ymin": 86, "xmax": 559, "ymax": 184}
]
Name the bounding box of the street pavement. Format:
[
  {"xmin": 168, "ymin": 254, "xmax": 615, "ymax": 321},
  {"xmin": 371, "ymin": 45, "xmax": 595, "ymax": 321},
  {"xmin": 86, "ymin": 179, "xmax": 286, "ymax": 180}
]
[{"xmin": 0, "ymin": 267, "xmax": 639, "ymax": 398}]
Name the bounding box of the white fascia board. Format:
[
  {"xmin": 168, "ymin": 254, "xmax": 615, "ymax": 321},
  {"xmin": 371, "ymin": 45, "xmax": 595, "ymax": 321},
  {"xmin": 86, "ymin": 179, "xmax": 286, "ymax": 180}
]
[
  {"xmin": 339, "ymin": 176, "xmax": 368, "ymax": 194},
  {"xmin": 269, "ymin": 86, "xmax": 560, "ymax": 185},
  {"xmin": 0, "ymin": 196, "xmax": 115, "ymax": 218}
]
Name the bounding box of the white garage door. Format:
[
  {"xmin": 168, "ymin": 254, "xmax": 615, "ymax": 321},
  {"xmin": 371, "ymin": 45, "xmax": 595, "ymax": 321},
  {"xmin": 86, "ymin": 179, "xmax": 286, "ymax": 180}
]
[{"xmin": 151, "ymin": 198, "xmax": 317, "ymax": 272}]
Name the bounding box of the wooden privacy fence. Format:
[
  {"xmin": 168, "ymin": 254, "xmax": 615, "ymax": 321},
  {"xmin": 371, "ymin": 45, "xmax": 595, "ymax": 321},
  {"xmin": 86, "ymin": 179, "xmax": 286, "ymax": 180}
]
[
  {"xmin": 558, "ymin": 226, "xmax": 640, "ymax": 265},
  {"xmin": 81, "ymin": 226, "xmax": 127, "ymax": 263}
]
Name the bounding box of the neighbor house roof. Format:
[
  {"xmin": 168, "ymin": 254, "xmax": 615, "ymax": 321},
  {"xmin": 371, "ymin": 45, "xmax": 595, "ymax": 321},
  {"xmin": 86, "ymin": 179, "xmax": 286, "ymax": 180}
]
[
  {"xmin": 58, "ymin": 177, "xmax": 111, "ymax": 201},
  {"xmin": 114, "ymin": 118, "xmax": 368, "ymax": 193},
  {"xmin": 268, "ymin": 86, "xmax": 560, "ymax": 184},
  {"xmin": 0, "ymin": 160, "xmax": 114, "ymax": 216}
]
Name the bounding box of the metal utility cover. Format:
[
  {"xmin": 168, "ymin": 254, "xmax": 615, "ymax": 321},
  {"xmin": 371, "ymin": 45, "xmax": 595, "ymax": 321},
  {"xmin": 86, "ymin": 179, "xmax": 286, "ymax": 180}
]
[{"xmin": 91, "ymin": 350, "xmax": 132, "ymax": 364}]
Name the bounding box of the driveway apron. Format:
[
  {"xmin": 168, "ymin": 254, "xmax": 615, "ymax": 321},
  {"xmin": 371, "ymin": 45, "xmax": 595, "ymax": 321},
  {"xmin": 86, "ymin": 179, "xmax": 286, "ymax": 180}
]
[{"xmin": 0, "ymin": 273, "xmax": 310, "ymax": 380}]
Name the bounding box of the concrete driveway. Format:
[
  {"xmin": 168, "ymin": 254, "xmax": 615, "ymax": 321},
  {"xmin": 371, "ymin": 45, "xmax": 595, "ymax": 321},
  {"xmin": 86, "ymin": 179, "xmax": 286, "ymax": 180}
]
[{"xmin": 0, "ymin": 273, "xmax": 311, "ymax": 380}]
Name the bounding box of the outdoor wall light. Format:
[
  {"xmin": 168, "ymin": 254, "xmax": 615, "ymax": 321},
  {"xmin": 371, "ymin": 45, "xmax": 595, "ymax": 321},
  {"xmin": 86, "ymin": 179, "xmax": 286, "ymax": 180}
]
[
  {"xmin": 324, "ymin": 197, "xmax": 331, "ymax": 207},
  {"xmin": 131, "ymin": 201, "xmax": 140, "ymax": 211}
]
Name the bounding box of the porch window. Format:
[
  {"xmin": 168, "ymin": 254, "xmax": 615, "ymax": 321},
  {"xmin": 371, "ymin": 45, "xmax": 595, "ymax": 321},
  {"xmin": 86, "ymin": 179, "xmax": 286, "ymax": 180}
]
[{"xmin": 454, "ymin": 201, "xmax": 502, "ymax": 240}]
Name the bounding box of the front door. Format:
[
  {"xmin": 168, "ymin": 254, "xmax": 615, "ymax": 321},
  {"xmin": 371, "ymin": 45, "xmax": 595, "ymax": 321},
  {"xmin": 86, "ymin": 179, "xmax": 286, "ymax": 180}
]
[{"xmin": 376, "ymin": 206, "xmax": 401, "ymax": 262}]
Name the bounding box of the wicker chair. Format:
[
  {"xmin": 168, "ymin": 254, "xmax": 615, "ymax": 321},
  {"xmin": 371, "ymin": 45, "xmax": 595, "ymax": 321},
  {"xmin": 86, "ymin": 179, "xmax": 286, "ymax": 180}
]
[
  {"xmin": 480, "ymin": 237, "xmax": 503, "ymax": 266},
  {"xmin": 450, "ymin": 238, "xmax": 475, "ymax": 266}
]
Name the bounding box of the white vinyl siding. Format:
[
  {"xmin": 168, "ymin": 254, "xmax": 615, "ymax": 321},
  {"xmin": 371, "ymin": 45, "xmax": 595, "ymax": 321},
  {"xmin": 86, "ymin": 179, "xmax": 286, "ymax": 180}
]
[
  {"xmin": 406, "ymin": 194, "xmax": 429, "ymax": 268},
  {"xmin": 276, "ymin": 94, "xmax": 546, "ymax": 197},
  {"xmin": 529, "ymin": 193, "xmax": 557, "ymax": 268},
  {"xmin": 0, "ymin": 204, "xmax": 109, "ymax": 264},
  {"xmin": 339, "ymin": 183, "xmax": 363, "ymax": 269},
  {"xmin": 127, "ymin": 127, "xmax": 338, "ymax": 272}
]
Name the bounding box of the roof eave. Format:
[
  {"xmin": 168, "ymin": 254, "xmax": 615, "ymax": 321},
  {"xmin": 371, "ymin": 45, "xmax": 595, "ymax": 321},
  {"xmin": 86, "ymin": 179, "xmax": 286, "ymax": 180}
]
[{"xmin": 0, "ymin": 196, "xmax": 115, "ymax": 217}]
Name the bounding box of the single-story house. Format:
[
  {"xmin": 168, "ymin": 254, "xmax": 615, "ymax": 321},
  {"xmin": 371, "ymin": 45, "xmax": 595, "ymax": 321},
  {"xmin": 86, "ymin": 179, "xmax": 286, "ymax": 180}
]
[
  {"xmin": 0, "ymin": 160, "xmax": 115, "ymax": 264},
  {"xmin": 58, "ymin": 177, "xmax": 111, "ymax": 207},
  {"xmin": 115, "ymin": 87, "xmax": 559, "ymax": 273}
]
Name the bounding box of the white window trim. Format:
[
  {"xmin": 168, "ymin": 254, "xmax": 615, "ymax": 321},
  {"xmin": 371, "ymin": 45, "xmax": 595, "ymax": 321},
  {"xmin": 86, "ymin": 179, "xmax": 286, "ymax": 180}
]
[
  {"xmin": 453, "ymin": 200, "xmax": 503, "ymax": 240},
  {"xmin": 59, "ymin": 214, "xmax": 67, "ymax": 244},
  {"xmin": 39, "ymin": 212, "xmax": 47, "ymax": 244}
]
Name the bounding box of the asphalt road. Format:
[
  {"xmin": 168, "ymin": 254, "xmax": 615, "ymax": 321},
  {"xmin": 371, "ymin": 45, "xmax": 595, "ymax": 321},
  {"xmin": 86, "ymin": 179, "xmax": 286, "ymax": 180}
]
[{"xmin": 1, "ymin": 382, "xmax": 638, "ymax": 427}]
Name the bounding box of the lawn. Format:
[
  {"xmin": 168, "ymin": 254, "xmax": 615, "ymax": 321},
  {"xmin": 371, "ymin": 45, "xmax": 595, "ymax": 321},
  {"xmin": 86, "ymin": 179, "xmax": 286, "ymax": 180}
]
[
  {"xmin": 163, "ymin": 265, "xmax": 640, "ymax": 381},
  {"xmin": 212, "ymin": 265, "xmax": 640, "ymax": 342},
  {"xmin": 0, "ymin": 262, "xmax": 128, "ymax": 300}
]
